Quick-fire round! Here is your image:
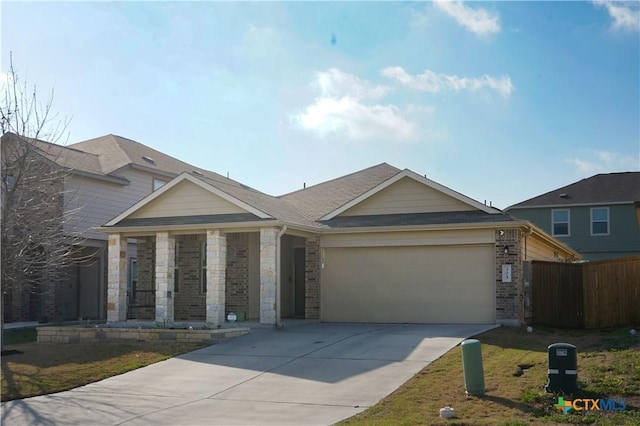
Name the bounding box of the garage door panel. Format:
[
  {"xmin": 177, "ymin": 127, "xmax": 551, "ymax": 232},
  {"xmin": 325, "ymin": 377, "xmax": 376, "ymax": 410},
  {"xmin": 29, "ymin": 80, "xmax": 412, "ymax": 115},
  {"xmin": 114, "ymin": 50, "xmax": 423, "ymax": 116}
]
[{"xmin": 322, "ymin": 245, "xmax": 494, "ymax": 324}]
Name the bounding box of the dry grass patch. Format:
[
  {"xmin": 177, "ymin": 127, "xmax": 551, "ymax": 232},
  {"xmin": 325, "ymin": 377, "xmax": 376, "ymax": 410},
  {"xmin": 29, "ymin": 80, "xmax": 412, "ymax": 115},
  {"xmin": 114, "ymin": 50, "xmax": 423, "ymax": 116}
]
[
  {"xmin": 1, "ymin": 339, "xmax": 206, "ymax": 401},
  {"xmin": 341, "ymin": 326, "xmax": 639, "ymax": 426}
]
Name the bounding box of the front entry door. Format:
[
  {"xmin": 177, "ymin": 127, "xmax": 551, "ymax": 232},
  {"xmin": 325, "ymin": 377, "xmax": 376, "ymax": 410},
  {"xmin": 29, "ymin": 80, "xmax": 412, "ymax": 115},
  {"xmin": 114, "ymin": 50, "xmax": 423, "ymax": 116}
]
[{"xmin": 293, "ymin": 247, "xmax": 306, "ymax": 318}]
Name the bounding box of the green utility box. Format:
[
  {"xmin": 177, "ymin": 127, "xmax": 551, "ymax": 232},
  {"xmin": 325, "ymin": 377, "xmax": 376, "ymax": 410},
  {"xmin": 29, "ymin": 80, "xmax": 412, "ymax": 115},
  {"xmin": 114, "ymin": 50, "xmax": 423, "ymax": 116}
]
[
  {"xmin": 461, "ymin": 339, "xmax": 485, "ymax": 396},
  {"xmin": 546, "ymin": 343, "xmax": 578, "ymax": 393}
]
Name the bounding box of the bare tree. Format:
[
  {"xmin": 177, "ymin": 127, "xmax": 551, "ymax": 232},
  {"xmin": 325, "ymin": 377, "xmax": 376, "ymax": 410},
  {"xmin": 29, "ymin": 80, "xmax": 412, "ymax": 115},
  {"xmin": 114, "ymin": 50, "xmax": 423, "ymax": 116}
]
[{"xmin": 1, "ymin": 54, "xmax": 85, "ymax": 350}]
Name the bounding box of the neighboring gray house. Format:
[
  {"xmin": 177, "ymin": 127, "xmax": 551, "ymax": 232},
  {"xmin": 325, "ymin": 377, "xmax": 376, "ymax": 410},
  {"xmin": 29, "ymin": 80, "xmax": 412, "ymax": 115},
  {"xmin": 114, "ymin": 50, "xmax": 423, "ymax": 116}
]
[
  {"xmin": 506, "ymin": 172, "xmax": 640, "ymax": 260},
  {"xmin": 2, "ymin": 133, "xmax": 226, "ymax": 322}
]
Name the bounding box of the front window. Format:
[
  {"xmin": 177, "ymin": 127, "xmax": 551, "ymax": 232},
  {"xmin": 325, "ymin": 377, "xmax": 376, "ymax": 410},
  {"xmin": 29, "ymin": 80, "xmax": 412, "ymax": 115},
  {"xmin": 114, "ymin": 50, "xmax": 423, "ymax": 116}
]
[
  {"xmin": 591, "ymin": 207, "xmax": 609, "ymax": 235},
  {"xmin": 200, "ymin": 241, "xmax": 207, "ymax": 293},
  {"xmin": 128, "ymin": 258, "xmax": 138, "ymax": 296},
  {"xmin": 552, "ymin": 209, "xmax": 570, "ymax": 236},
  {"xmin": 174, "ymin": 241, "xmax": 180, "ymax": 292},
  {"xmin": 153, "ymin": 178, "xmax": 167, "ymax": 191}
]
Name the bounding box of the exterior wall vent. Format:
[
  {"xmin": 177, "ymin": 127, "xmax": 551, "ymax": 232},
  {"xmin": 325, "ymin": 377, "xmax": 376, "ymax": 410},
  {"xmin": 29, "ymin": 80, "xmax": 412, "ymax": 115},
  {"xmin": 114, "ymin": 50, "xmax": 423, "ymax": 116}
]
[
  {"xmin": 192, "ymin": 170, "xmax": 204, "ymax": 176},
  {"xmin": 142, "ymin": 156, "xmax": 155, "ymax": 164},
  {"xmin": 559, "ymin": 193, "xmax": 568, "ymax": 198}
]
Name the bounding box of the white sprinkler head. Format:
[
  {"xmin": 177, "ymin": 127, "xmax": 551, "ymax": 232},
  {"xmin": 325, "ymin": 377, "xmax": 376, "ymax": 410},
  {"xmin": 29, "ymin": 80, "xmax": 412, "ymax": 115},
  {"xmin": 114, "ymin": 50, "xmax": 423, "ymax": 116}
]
[{"xmin": 439, "ymin": 406, "xmax": 456, "ymax": 419}]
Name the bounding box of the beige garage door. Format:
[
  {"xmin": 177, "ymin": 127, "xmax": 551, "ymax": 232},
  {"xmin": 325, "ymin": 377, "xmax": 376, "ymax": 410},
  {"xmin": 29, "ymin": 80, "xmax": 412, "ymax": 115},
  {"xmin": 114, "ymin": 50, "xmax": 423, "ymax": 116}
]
[{"xmin": 322, "ymin": 245, "xmax": 495, "ymax": 324}]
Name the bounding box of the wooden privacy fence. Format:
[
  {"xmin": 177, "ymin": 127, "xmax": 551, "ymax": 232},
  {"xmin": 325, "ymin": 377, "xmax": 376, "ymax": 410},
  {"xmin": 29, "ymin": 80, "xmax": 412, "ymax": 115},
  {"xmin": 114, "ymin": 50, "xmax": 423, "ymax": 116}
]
[{"xmin": 531, "ymin": 256, "xmax": 640, "ymax": 329}]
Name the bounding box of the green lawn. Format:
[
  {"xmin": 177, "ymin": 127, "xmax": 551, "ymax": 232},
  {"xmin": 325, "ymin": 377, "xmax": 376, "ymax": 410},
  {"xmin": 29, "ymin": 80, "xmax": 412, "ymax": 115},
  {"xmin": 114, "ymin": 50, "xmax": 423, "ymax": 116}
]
[
  {"xmin": 341, "ymin": 326, "xmax": 640, "ymax": 426},
  {"xmin": 1, "ymin": 328, "xmax": 205, "ymax": 401}
]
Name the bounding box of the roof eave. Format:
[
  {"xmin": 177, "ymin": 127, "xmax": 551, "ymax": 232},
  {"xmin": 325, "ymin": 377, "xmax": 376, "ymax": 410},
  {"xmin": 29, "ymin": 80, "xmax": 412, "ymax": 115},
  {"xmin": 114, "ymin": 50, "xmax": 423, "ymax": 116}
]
[
  {"xmin": 95, "ymin": 219, "xmax": 320, "ymax": 237},
  {"xmin": 507, "ymin": 200, "xmax": 634, "ymax": 210},
  {"xmin": 320, "ymin": 221, "xmax": 525, "ymax": 234},
  {"xmin": 70, "ymin": 169, "xmax": 130, "ymax": 185},
  {"xmin": 525, "ymin": 222, "xmax": 582, "ymax": 259}
]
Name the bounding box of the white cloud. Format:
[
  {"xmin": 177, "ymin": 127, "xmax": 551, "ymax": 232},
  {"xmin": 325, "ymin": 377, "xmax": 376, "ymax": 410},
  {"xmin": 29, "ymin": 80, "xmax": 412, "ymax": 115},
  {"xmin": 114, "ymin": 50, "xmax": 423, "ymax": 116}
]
[
  {"xmin": 593, "ymin": 0, "xmax": 640, "ymax": 32},
  {"xmin": 291, "ymin": 69, "xmax": 418, "ymax": 142},
  {"xmin": 433, "ymin": 0, "xmax": 501, "ymax": 35},
  {"xmin": 566, "ymin": 150, "xmax": 638, "ymax": 174},
  {"xmin": 381, "ymin": 66, "xmax": 513, "ymax": 98},
  {"xmin": 315, "ymin": 68, "xmax": 391, "ymax": 100},
  {"xmin": 294, "ymin": 97, "xmax": 417, "ymax": 141}
]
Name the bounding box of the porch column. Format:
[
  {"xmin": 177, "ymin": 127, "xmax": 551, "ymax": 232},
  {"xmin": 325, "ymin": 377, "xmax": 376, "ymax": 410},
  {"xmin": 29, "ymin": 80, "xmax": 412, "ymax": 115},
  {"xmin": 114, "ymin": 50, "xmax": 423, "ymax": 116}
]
[
  {"xmin": 155, "ymin": 231, "xmax": 175, "ymax": 322},
  {"xmin": 206, "ymin": 229, "xmax": 226, "ymax": 325},
  {"xmin": 107, "ymin": 234, "xmax": 128, "ymax": 322},
  {"xmin": 260, "ymin": 227, "xmax": 277, "ymax": 324}
]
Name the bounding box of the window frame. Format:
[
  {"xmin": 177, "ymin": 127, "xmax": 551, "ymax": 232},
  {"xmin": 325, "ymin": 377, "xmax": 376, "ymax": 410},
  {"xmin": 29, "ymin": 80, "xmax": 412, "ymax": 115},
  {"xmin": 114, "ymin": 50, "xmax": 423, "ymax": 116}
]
[
  {"xmin": 590, "ymin": 207, "xmax": 610, "ymax": 236},
  {"xmin": 551, "ymin": 209, "xmax": 570, "ymax": 237}
]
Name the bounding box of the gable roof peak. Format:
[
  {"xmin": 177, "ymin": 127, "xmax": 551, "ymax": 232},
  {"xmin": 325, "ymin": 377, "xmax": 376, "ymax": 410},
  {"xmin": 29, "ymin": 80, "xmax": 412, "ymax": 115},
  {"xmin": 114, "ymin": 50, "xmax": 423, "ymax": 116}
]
[{"xmin": 280, "ymin": 162, "xmax": 400, "ymax": 197}]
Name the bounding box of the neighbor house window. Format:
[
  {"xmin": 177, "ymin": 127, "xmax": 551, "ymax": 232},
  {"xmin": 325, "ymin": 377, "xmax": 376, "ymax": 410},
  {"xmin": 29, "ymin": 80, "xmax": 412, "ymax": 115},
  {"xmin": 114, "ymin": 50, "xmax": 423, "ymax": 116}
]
[
  {"xmin": 153, "ymin": 178, "xmax": 167, "ymax": 191},
  {"xmin": 552, "ymin": 209, "xmax": 570, "ymax": 236},
  {"xmin": 200, "ymin": 241, "xmax": 207, "ymax": 293},
  {"xmin": 591, "ymin": 207, "xmax": 609, "ymax": 236}
]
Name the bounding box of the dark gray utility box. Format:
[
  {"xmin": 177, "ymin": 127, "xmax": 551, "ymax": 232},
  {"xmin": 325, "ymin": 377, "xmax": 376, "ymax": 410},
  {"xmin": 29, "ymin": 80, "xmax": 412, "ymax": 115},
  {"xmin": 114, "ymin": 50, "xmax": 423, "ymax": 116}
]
[{"xmin": 546, "ymin": 342, "xmax": 578, "ymax": 393}]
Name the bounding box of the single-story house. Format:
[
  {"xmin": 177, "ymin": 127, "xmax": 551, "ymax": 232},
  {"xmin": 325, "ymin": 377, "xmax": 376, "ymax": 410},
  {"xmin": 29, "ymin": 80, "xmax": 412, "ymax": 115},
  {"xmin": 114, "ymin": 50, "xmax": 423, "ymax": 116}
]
[{"xmin": 99, "ymin": 163, "xmax": 579, "ymax": 326}]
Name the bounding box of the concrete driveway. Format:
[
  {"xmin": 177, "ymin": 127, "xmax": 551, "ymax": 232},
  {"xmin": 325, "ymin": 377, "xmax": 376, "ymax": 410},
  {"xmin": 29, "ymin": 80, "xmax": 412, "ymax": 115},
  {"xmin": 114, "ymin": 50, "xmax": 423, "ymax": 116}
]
[{"xmin": 1, "ymin": 322, "xmax": 495, "ymax": 425}]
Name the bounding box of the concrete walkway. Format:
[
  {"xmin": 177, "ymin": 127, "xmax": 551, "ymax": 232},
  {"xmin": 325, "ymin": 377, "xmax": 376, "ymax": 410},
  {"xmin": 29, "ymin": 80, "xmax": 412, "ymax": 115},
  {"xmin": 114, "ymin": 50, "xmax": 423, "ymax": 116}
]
[{"xmin": 1, "ymin": 322, "xmax": 495, "ymax": 425}]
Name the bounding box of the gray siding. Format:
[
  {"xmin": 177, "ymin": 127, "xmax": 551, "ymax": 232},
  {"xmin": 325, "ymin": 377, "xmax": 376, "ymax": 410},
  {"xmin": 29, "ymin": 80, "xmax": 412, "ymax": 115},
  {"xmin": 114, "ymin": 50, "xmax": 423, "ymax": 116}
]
[
  {"xmin": 509, "ymin": 204, "xmax": 640, "ymax": 260},
  {"xmin": 64, "ymin": 168, "xmax": 171, "ymax": 240}
]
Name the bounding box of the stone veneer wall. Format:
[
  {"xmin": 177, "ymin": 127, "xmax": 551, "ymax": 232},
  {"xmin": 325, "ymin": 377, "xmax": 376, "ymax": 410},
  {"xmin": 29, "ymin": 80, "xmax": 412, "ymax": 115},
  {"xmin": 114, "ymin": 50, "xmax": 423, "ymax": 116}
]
[
  {"xmin": 305, "ymin": 237, "xmax": 321, "ymax": 319},
  {"xmin": 495, "ymin": 229, "xmax": 523, "ymax": 325},
  {"xmin": 225, "ymin": 233, "xmax": 250, "ymax": 318},
  {"xmin": 37, "ymin": 326, "xmax": 249, "ymax": 344},
  {"xmin": 174, "ymin": 235, "xmax": 206, "ymax": 321}
]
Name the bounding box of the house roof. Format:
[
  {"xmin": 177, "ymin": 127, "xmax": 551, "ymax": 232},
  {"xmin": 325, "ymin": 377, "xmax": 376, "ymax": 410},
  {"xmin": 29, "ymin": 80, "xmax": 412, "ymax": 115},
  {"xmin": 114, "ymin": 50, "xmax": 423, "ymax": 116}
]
[
  {"xmin": 2, "ymin": 132, "xmax": 105, "ymax": 176},
  {"xmin": 68, "ymin": 134, "xmax": 218, "ymax": 177},
  {"xmin": 279, "ymin": 163, "xmax": 402, "ymax": 221},
  {"xmin": 508, "ymin": 172, "xmax": 640, "ymax": 209},
  {"xmin": 68, "ymin": 135, "xmax": 323, "ymax": 226}
]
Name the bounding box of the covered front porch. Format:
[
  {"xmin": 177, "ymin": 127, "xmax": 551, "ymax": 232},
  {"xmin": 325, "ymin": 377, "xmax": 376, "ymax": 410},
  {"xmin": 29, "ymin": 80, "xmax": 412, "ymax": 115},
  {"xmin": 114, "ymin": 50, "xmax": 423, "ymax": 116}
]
[{"xmin": 106, "ymin": 227, "xmax": 320, "ymax": 326}]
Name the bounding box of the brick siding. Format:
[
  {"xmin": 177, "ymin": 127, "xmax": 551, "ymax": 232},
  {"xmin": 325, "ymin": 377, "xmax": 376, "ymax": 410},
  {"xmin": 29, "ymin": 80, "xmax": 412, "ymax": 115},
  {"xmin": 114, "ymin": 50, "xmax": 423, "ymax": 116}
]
[
  {"xmin": 225, "ymin": 233, "xmax": 249, "ymax": 318},
  {"xmin": 305, "ymin": 236, "xmax": 321, "ymax": 319},
  {"xmin": 131, "ymin": 236, "xmax": 155, "ymax": 319},
  {"xmin": 131, "ymin": 232, "xmax": 252, "ymax": 322},
  {"xmin": 174, "ymin": 234, "xmax": 206, "ymax": 321},
  {"xmin": 495, "ymin": 228, "xmax": 523, "ymax": 324}
]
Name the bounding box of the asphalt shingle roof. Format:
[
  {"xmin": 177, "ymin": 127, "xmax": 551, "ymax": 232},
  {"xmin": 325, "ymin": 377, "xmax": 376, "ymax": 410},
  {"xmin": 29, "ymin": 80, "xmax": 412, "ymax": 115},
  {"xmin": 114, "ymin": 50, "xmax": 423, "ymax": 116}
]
[
  {"xmin": 69, "ymin": 135, "xmax": 319, "ymax": 227},
  {"xmin": 508, "ymin": 172, "xmax": 640, "ymax": 208},
  {"xmin": 2, "ymin": 132, "xmax": 105, "ymax": 176},
  {"xmin": 279, "ymin": 163, "xmax": 402, "ymax": 221}
]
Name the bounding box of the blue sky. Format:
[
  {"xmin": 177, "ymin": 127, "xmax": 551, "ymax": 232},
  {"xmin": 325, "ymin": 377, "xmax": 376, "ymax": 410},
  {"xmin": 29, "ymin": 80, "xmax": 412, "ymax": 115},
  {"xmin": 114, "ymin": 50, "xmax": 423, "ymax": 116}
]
[{"xmin": 2, "ymin": 1, "xmax": 639, "ymax": 209}]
